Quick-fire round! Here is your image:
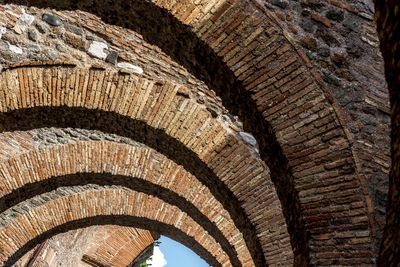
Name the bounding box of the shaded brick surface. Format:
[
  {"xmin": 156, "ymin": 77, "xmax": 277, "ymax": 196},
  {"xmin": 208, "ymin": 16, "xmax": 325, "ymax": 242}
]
[{"xmin": 0, "ymin": 0, "xmax": 390, "ymax": 266}]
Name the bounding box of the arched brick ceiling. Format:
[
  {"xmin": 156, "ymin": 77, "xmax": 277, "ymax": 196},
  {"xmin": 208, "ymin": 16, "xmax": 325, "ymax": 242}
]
[
  {"xmin": 0, "ymin": 65, "xmax": 290, "ymax": 265},
  {"xmin": 0, "ymin": 186, "xmax": 230, "ymax": 266},
  {"xmin": 16, "ymin": 226, "xmax": 158, "ymax": 267},
  {"xmin": 0, "ymin": 135, "xmax": 254, "ymax": 266},
  {"xmin": 82, "ymin": 226, "xmax": 157, "ymax": 267},
  {"xmin": 0, "ymin": 0, "xmax": 388, "ymax": 266}
]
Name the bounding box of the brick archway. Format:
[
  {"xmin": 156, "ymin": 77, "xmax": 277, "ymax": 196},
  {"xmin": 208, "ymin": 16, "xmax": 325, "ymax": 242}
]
[
  {"xmin": 0, "ymin": 137, "xmax": 254, "ymax": 266},
  {"xmin": 15, "ymin": 226, "xmax": 158, "ymax": 267},
  {"xmin": 0, "ymin": 187, "xmax": 231, "ymax": 266},
  {"xmin": 0, "ymin": 0, "xmax": 381, "ymax": 265},
  {"xmin": 0, "ymin": 65, "xmax": 289, "ymax": 265}
]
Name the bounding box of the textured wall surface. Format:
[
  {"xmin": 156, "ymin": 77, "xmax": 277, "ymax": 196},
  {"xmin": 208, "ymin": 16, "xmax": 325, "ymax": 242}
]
[
  {"xmin": 262, "ymin": 0, "xmax": 390, "ymax": 252},
  {"xmin": 374, "ymin": 0, "xmax": 400, "ymax": 266},
  {"xmin": 0, "ymin": 0, "xmax": 393, "ymax": 266},
  {"xmin": 15, "ymin": 226, "xmax": 157, "ymax": 267}
]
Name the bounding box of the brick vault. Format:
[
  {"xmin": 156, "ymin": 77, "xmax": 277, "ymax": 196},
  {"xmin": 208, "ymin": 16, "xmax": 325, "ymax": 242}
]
[{"xmin": 0, "ymin": 0, "xmax": 398, "ymax": 266}]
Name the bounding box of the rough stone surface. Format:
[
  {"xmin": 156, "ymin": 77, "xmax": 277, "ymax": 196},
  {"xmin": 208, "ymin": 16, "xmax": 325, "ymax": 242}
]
[
  {"xmin": 239, "ymin": 131, "xmax": 258, "ymax": 147},
  {"xmin": 0, "ymin": 27, "xmax": 6, "ymax": 39},
  {"xmin": 263, "ymin": 0, "xmax": 390, "ymax": 255},
  {"xmin": 0, "ymin": 1, "xmax": 394, "ymax": 266},
  {"xmin": 105, "ymin": 50, "xmax": 118, "ymax": 64},
  {"xmin": 27, "ymin": 28, "xmax": 39, "ymax": 41},
  {"xmin": 42, "ymin": 13, "xmax": 62, "ymax": 26},
  {"xmin": 7, "ymin": 42, "xmax": 23, "ymax": 54},
  {"xmin": 375, "ymin": 0, "xmax": 400, "ymax": 266},
  {"xmin": 13, "ymin": 12, "xmax": 34, "ymax": 34},
  {"xmin": 87, "ymin": 40, "xmax": 108, "ymax": 59},
  {"xmin": 117, "ymin": 61, "xmax": 143, "ymax": 74}
]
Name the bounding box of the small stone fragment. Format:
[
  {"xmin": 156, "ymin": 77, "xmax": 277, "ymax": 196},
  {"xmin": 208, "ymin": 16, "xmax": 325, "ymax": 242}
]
[
  {"xmin": 0, "ymin": 27, "xmax": 6, "ymax": 39},
  {"xmin": 44, "ymin": 49, "xmax": 58, "ymax": 60},
  {"xmin": 331, "ymin": 49, "xmax": 349, "ymax": 66},
  {"xmin": 346, "ymin": 45, "xmax": 363, "ymax": 58},
  {"xmin": 64, "ymin": 32, "xmax": 87, "ymax": 50},
  {"xmin": 105, "ymin": 51, "xmax": 118, "ymax": 65},
  {"xmin": 56, "ymin": 42, "xmax": 68, "ymax": 53},
  {"xmin": 28, "ymin": 28, "xmax": 39, "ymax": 41},
  {"xmin": 65, "ymin": 24, "xmax": 83, "ymax": 36},
  {"xmin": 35, "ymin": 21, "xmax": 48, "ymax": 33},
  {"xmin": 343, "ymin": 16, "xmax": 360, "ymax": 32},
  {"xmin": 361, "ymin": 36, "xmax": 379, "ymax": 47},
  {"xmin": 316, "ymin": 29, "xmax": 340, "ymax": 46},
  {"xmin": 358, "ymin": 12, "xmax": 374, "ymax": 21},
  {"xmin": 42, "ymin": 13, "xmax": 62, "ymax": 27},
  {"xmin": 239, "ymin": 132, "xmax": 258, "ymax": 147},
  {"xmin": 326, "ymin": 8, "xmax": 344, "ymax": 22},
  {"xmin": 117, "ymin": 62, "xmax": 143, "ymax": 74},
  {"xmin": 317, "ymin": 46, "xmax": 330, "ymax": 57},
  {"xmin": 321, "ymin": 70, "xmax": 341, "ymax": 86},
  {"xmin": 299, "ymin": 35, "xmax": 317, "ymax": 51},
  {"xmin": 21, "ymin": 13, "xmax": 35, "ymax": 24},
  {"xmin": 14, "ymin": 12, "xmax": 35, "ymax": 34},
  {"xmin": 8, "ymin": 42, "xmax": 23, "ymax": 54},
  {"xmin": 311, "ymin": 12, "xmax": 333, "ymax": 27},
  {"xmin": 306, "ymin": 51, "xmax": 317, "ymax": 60},
  {"xmin": 176, "ymin": 86, "xmax": 190, "ymax": 98},
  {"xmin": 88, "ymin": 41, "xmax": 108, "ymax": 59},
  {"xmin": 271, "ymin": 0, "xmax": 288, "ymax": 9}
]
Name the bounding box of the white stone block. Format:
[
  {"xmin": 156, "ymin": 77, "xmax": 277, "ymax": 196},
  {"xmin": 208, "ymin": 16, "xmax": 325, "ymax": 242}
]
[
  {"xmin": 88, "ymin": 41, "xmax": 108, "ymax": 59},
  {"xmin": 117, "ymin": 62, "xmax": 144, "ymax": 74}
]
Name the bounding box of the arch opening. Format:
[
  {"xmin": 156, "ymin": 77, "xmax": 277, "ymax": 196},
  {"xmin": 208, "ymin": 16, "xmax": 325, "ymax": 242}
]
[{"xmin": 0, "ymin": 107, "xmax": 267, "ymax": 266}]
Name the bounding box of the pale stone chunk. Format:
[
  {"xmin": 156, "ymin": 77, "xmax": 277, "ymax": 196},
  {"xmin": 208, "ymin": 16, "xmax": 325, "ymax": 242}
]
[
  {"xmin": 87, "ymin": 41, "xmax": 108, "ymax": 59},
  {"xmin": 117, "ymin": 62, "xmax": 144, "ymax": 74}
]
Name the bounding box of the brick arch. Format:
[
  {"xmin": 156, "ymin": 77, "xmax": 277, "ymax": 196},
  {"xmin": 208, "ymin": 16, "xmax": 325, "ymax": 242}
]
[
  {"xmin": 1, "ymin": 1, "xmax": 375, "ymax": 264},
  {"xmin": 0, "ymin": 66, "xmax": 290, "ymax": 265},
  {"xmin": 15, "ymin": 226, "xmax": 158, "ymax": 267},
  {"xmin": 81, "ymin": 226, "xmax": 158, "ymax": 267},
  {"xmin": 0, "ymin": 138, "xmax": 253, "ymax": 266},
  {"xmin": 0, "ymin": 186, "xmax": 231, "ymax": 266}
]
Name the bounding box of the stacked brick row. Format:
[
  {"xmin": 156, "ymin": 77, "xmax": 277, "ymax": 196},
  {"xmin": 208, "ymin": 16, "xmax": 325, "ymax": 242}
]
[
  {"xmin": 83, "ymin": 226, "xmax": 158, "ymax": 267},
  {"xmin": 262, "ymin": 0, "xmax": 390, "ymax": 253},
  {"xmin": 0, "ymin": 136, "xmax": 253, "ymax": 265},
  {"xmin": 0, "ymin": 187, "xmax": 230, "ymax": 266},
  {"xmin": 0, "ymin": 4, "xmax": 233, "ymax": 123},
  {"xmin": 0, "ymin": 65, "xmax": 290, "ymax": 265},
  {"xmin": 14, "ymin": 226, "xmax": 157, "ymax": 267},
  {"xmin": 0, "ymin": 0, "xmax": 388, "ymax": 265},
  {"xmin": 151, "ymin": 0, "xmax": 378, "ymax": 265}
]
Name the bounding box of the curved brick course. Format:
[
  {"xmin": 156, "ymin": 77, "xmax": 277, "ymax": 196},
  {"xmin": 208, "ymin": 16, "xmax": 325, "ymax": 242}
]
[
  {"xmin": 0, "ymin": 138, "xmax": 253, "ymax": 266},
  {"xmin": 0, "ymin": 186, "xmax": 229, "ymax": 266},
  {"xmin": 15, "ymin": 226, "xmax": 158, "ymax": 267},
  {"xmin": 0, "ymin": 0, "xmax": 390, "ymax": 265},
  {"xmin": 0, "ymin": 65, "xmax": 289, "ymax": 265},
  {"xmin": 0, "ymin": 1, "xmax": 375, "ymax": 264},
  {"xmin": 81, "ymin": 226, "xmax": 157, "ymax": 267}
]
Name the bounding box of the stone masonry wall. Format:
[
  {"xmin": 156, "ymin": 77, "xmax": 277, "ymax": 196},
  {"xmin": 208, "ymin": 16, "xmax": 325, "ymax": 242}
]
[
  {"xmin": 0, "ymin": 0, "xmax": 390, "ymax": 265},
  {"xmin": 262, "ymin": 0, "xmax": 390, "ymax": 252}
]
